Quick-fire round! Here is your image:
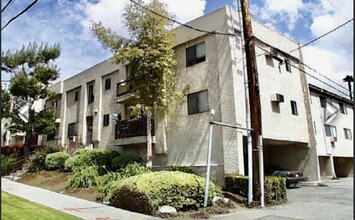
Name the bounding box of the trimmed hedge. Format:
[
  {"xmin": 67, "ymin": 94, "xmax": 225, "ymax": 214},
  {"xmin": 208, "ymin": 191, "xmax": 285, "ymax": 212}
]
[
  {"xmin": 167, "ymin": 166, "xmax": 195, "ymax": 174},
  {"xmin": 225, "ymin": 174, "xmax": 287, "ymax": 204},
  {"xmin": 65, "ymin": 149, "xmax": 119, "ymax": 171},
  {"xmin": 111, "ymin": 154, "xmax": 144, "ymax": 171},
  {"xmin": 107, "ymin": 171, "xmax": 221, "ymax": 214},
  {"xmin": 28, "ymin": 146, "xmax": 62, "ymax": 171},
  {"xmin": 45, "ymin": 152, "xmax": 70, "ymax": 170}
]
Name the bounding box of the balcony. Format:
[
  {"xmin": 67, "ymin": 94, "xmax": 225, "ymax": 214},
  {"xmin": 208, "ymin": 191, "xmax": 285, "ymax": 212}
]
[
  {"xmin": 115, "ymin": 80, "xmax": 134, "ymax": 103},
  {"xmin": 115, "ymin": 117, "xmax": 155, "ymax": 139}
]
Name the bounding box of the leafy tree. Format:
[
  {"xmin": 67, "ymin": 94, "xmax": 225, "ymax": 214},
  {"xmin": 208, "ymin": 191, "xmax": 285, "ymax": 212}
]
[
  {"xmin": 1, "ymin": 89, "xmax": 11, "ymax": 118},
  {"xmin": 1, "ymin": 43, "xmax": 61, "ymax": 155},
  {"xmin": 91, "ymin": 0, "xmax": 180, "ymax": 167}
]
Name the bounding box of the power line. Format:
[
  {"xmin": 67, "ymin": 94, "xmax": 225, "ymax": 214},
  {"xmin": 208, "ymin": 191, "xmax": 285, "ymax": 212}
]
[
  {"xmin": 289, "ymin": 18, "xmax": 353, "ymax": 53},
  {"xmin": 1, "ymin": 0, "xmax": 38, "ymax": 31},
  {"xmin": 255, "ymin": 44, "xmax": 350, "ymax": 97},
  {"xmin": 128, "ymin": 0, "xmax": 235, "ymax": 37},
  {"xmin": 1, "ymin": 0, "xmax": 15, "ymax": 13}
]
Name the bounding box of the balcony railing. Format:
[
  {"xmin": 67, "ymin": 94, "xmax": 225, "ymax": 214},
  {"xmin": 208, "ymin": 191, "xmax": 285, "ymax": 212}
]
[
  {"xmin": 115, "ymin": 117, "xmax": 155, "ymax": 139},
  {"xmin": 116, "ymin": 80, "xmax": 132, "ymax": 96}
]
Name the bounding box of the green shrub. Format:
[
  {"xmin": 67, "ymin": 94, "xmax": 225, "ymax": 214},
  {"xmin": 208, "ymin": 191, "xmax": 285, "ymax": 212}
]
[
  {"xmin": 1, "ymin": 155, "xmax": 17, "ymax": 175},
  {"xmin": 167, "ymin": 166, "xmax": 195, "ymax": 174},
  {"xmin": 111, "ymin": 154, "xmax": 144, "ymax": 171},
  {"xmin": 98, "ymin": 172, "xmax": 123, "ymax": 201},
  {"xmin": 28, "ymin": 146, "xmax": 62, "ymax": 171},
  {"xmin": 65, "ymin": 165, "xmax": 100, "ymax": 190},
  {"xmin": 65, "ymin": 149, "xmax": 119, "ymax": 171},
  {"xmin": 107, "ymin": 171, "xmax": 221, "ymax": 214},
  {"xmin": 224, "ymin": 174, "xmax": 287, "ymax": 204},
  {"xmin": 120, "ymin": 162, "xmax": 151, "ymax": 178},
  {"xmin": 45, "ymin": 152, "xmax": 70, "ymax": 170}
]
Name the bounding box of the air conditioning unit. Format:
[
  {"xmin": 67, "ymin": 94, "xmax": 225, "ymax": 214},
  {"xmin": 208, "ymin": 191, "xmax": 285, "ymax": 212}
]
[{"xmin": 271, "ymin": 93, "xmax": 284, "ymax": 103}]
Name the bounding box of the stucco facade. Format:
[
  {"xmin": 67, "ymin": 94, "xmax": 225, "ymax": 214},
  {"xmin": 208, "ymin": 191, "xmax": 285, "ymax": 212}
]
[{"xmin": 41, "ymin": 6, "xmax": 349, "ymax": 183}]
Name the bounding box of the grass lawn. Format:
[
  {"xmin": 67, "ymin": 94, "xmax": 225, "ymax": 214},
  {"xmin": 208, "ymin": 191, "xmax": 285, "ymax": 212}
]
[
  {"xmin": 17, "ymin": 171, "xmax": 99, "ymax": 202},
  {"xmin": 1, "ymin": 192, "xmax": 82, "ymax": 220}
]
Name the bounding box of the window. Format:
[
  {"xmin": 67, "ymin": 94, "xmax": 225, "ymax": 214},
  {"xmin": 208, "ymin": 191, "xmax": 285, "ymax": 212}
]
[
  {"xmin": 325, "ymin": 125, "xmax": 337, "ymax": 137},
  {"xmin": 344, "ymin": 128, "xmax": 352, "ymax": 140},
  {"xmin": 187, "ymin": 90, "xmax": 209, "ymax": 115},
  {"xmin": 74, "ymin": 91, "xmax": 80, "ymax": 101},
  {"xmin": 285, "ymin": 59, "xmax": 292, "ymax": 72},
  {"xmin": 319, "ymin": 96, "xmax": 326, "ymax": 108},
  {"xmin": 186, "ymin": 42, "xmax": 206, "ymax": 67},
  {"xmin": 290, "ymin": 101, "xmax": 298, "ymax": 115},
  {"xmin": 339, "ymin": 102, "xmax": 347, "ymax": 114},
  {"xmin": 52, "ymin": 99, "xmax": 61, "ymax": 109},
  {"xmin": 105, "ymin": 78, "xmax": 111, "ymax": 90},
  {"xmin": 103, "ymin": 114, "xmax": 109, "ymax": 127},
  {"xmin": 68, "ymin": 123, "xmax": 78, "ymax": 137},
  {"xmin": 88, "ymin": 84, "xmax": 94, "ymax": 104},
  {"xmin": 265, "ymin": 55, "xmax": 274, "ymax": 67}
]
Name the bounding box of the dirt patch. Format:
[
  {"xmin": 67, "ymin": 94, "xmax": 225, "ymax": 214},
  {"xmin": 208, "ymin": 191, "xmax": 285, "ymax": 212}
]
[{"xmin": 17, "ymin": 170, "xmax": 99, "ymax": 202}]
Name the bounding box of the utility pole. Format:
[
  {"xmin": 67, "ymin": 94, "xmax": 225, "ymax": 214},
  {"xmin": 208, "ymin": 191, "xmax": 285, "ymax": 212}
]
[
  {"xmin": 240, "ymin": 0, "xmax": 263, "ymax": 201},
  {"xmin": 343, "ymin": 75, "xmax": 353, "ymax": 100}
]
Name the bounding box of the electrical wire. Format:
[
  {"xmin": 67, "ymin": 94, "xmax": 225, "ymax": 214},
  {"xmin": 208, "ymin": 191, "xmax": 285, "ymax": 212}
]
[
  {"xmin": 255, "ymin": 44, "xmax": 350, "ymax": 97},
  {"xmin": 1, "ymin": 0, "xmax": 38, "ymax": 31},
  {"xmin": 1, "ymin": 0, "xmax": 15, "ymax": 13},
  {"xmin": 289, "ymin": 18, "xmax": 353, "ymax": 53},
  {"xmin": 128, "ymin": 0, "xmax": 235, "ymax": 37}
]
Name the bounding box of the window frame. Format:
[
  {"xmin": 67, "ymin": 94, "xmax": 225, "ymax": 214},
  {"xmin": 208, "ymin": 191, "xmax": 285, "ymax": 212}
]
[
  {"xmin": 103, "ymin": 114, "xmax": 110, "ymax": 127},
  {"xmin": 74, "ymin": 90, "xmax": 80, "ymax": 102},
  {"xmin": 105, "ymin": 78, "xmax": 111, "ymax": 91},
  {"xmin": 67, "ymin": 122, "xmax": 78, "ymax": 138},
  {"xmin": 290, "ymin": 100, "xmax": 298, "ymax": 115},
  {"xmin": 325, "ymin": 124, "xmax": 337, "ymax": 137},
  {"xmin": 88, "ymin": 84, "xmax": 95, "ymax": 104},
  {"xmin": 186, "ymin": 42, "xmax": 206, "ymax": 67},
  {"xmin": 339, "ymin": 102, "xmax": 347, "ymax": 114},
  {"xmin": 344, "ymin": 128, "xmax": 352, "ymax": 140},
  {"xmin": 187, "ymin": 90, "xmax": 209, "ymax": 115},
  {"xmin": 285, "ymin": 59, "xmax": 292, "ymax": 72}
]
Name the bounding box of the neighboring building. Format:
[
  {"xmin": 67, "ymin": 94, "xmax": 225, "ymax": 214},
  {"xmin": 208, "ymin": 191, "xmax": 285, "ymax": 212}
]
[
  {"xmin": 41, "ymin": 6, "xmax": 351, "ymax": 183},
  {"xmin": 309, "ymin": 84, "xmax": 353, "ymax": 178}
]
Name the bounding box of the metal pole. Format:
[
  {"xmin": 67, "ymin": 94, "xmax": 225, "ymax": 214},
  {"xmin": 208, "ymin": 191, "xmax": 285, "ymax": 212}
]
[
  {"xmin": 204, "ymin": 124, "xmax": 214, "ymax": 207},
  {"xmin": 258, "ymin": 135, "xmax": 264, "ymax": 207},
  {"xmin": 236, "ymin": 0, "xmax": 253, "ymax": 204}
]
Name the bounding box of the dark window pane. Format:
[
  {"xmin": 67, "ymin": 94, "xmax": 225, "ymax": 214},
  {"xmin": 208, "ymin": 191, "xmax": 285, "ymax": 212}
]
[
  {"xmin": 105, "ymin": 78, "xmax": 111, "ymax": 90},
  {"xmin": 75, "ymin": 91, "xmax": 80, "ymax": 101},
  {"xmin": 187, "ymin": 90, "xmax": 209, "ymax": 115},
  {"xmin": 291, "ymin": 101, "xmax": 298, "ymax": 115},
  {"xmin": 285, "ymin": 59, "xmax": 292, "ymax": 72},
  {"xmin": 320, "ymin": 96, "xmax": 326, "ymax": 108},
  {"xmin": 325, "ymin": 125, "xmax": 332, "ymax": 136},
  {"xmin": 88, "ymin": 84, "xmax": 94, "ymax": 103},
  {"xmin": 68, "ymin": 123, "xmax": 78, "ymax": 137},
  {"xmin": 339, "ymin": 103, "xmax": 347, "ymax": 114},
  {"xmin": 186, "ymin": 42, "xmax": 205, "ymax": 67},
  {"xmin": 103, "ymin": 114, "xmax": 109, "ymax": 126},
  {"xmin": 187, "ymin": 93, "xmax": 198, "ymax": 114}
]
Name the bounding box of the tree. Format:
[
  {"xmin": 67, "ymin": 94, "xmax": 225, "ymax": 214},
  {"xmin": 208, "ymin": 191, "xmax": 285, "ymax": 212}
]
[
  {"xmin": 1, "ymin": 43, "xmax": 61, "ymax": 155},
  {"xmin": 91, "ymin": 0, "xmax": 180, "ymax": 167}
]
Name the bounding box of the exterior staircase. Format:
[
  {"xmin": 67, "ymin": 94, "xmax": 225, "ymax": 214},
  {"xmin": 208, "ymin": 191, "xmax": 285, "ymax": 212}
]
[{"xmin": 2, "ymin": 156, "xmax": 29, "ymax": 181}]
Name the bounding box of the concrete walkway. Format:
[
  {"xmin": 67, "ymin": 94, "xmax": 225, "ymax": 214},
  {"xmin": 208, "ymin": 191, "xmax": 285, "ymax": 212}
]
[{"xmin": 2, "ymin": 178, "xmax": 160, "ymax": 220}]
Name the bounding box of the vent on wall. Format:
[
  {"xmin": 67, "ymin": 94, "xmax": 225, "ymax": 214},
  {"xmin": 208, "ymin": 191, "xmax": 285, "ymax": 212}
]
[{"xmin": 271, "ymin": 93, "xmax": 284, "ymax": 103}]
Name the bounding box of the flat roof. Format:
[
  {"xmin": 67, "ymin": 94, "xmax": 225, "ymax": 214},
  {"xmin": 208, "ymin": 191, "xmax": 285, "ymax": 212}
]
[{"xmin": 309, "ymin": 84, "xmax": 353, "ymax": 106}]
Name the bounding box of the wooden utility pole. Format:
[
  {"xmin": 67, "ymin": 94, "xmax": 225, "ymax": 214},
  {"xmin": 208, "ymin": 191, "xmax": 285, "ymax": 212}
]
[{"xmin": 240, "ymin": 0, "xmax": 263, "ymax": 200}]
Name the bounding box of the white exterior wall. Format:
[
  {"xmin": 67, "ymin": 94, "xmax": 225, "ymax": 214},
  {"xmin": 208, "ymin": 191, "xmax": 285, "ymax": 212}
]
[{"xmin": 310, "ymin": 91, "xmax": 353, "ymax": 157}]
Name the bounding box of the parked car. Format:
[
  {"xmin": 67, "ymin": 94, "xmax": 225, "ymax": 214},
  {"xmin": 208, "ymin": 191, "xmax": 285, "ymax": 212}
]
[{"xmin": 266, "ymin": 165, "xmax": 306, "ymax": 188}]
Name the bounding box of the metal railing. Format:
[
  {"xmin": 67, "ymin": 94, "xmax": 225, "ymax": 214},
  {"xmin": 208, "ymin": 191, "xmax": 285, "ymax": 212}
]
[
  {"xmin": 115, "ymin": 117, "xmax": 154, "ymax": 139},
  {"xmin": 2, "ymin": 154, "xmax": 29, "ymax": 177}
]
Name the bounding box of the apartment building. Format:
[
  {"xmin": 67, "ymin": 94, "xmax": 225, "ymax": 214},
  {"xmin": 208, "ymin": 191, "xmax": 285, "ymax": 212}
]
[
  {"xmin": 309, "ymin": 84, "xmax": 353, "ymax": 178},
  {"xmin": 42, "ymin": 6, "xmax": 335, "ymax": 183}
]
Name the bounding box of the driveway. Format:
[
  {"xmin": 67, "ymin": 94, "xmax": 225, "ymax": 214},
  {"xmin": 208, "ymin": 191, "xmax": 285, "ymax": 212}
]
[{"xmin": 211, "ymin": 177, "xmax": 353, "ymax": 220}]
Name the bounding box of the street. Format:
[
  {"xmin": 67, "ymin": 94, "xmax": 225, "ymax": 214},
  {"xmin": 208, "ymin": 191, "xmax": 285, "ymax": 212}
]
[{"xmin": 212, "ymin": 177, "xmax": 353, "ymax": 220}]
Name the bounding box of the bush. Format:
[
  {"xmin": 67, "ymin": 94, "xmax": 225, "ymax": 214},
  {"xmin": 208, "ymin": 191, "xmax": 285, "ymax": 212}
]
[
  {"xmin": 98, "ymin": 172, "xmax": 123, "ymax": 201},
  {"xmin": 45, "ymin": 152, "xmax": 70, "ymax": 170},
  {"xmin": 65, "ymin": 149, "xmax": 119, "ymax": 171},
  {"xmin": 224, "ymin": 174, "xmax": 287, "ymax": 204},
  {"xmin": 111, "ymin": 154, "xmax": 144, "ymax": 171},
  {"xmin": 107, "ymin": 171, "xmax": 221, "ymax": 214},
  {"xmin": 28, "ymin": 145, "xmax": 62, "ymax": 172},
  {"xmin": 1, "ymin": 155, "xmax": 17, "ymax": 175},
  {"xmin": 120, "ymin": 162, "xmax": 151, "ymax": 178},
  {"xmin": 167, "ymin": 166, "xmax": 195, "ymax": 174},
  {"xmin": 65, "ymin": 165, "xmax": 100, "ymax": 190}
]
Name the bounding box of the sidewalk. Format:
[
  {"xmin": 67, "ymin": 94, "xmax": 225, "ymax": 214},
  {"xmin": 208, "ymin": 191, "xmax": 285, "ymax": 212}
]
[{"xmin": 1, "ymin": 178, "xmax": 160, "ymax": 220}]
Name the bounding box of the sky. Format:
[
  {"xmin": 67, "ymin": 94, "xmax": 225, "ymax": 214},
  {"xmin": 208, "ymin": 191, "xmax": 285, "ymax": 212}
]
[{"xmin": 1, "ymin": 0, "xmax": 353, "ymax": 98}]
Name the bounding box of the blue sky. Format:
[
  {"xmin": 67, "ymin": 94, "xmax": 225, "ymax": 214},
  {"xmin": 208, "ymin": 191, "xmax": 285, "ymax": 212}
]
[{"xmin": 1, "ymin": 0, "xmax": 353, "ymax": 96}]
